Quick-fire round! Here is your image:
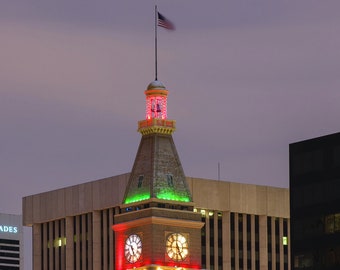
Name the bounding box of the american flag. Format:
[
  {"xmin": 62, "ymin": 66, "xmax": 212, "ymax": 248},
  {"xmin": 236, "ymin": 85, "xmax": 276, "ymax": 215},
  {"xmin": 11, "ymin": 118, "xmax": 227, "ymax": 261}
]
[{"xmin": 158, "ymin": 12, "xmax": 175, "ymax": 30}]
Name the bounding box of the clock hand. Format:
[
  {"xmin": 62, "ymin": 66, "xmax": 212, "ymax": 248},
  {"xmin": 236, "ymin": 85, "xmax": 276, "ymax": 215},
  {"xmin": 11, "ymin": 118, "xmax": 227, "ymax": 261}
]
[
  {"xmin": 175, "ymin": 242, "xmax": 183, "ymax": 260},
  {"xmin": 176, "ymin": 241, "xmax": 183, "ymax": 259}
]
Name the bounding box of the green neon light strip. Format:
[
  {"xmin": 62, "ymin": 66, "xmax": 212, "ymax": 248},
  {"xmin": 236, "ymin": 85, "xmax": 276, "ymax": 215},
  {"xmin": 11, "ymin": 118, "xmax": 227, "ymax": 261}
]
[
  {"xmin": 124, "ymin": 193, "xmax": 150, "ymax": 204},
  {"xmin": 156, "ymin": 191, "xmax": 190, "ymax": 202},
  {"xmin": 124, "ymin": 192, "xmax": 190, "ymax": 204}
]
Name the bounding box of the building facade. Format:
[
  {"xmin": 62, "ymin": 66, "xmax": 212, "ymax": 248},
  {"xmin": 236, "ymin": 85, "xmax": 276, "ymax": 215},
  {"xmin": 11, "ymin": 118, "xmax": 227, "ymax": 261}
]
[
  {"xmin": 0, "ymin": 213, "xmax": 23, "ymax": 269},
  {"xmin": 290, "ymin": 132, "xmax": 340, "ymax": 270},
  {"xmin": 23, "ymin": 80, "xmax": 290, "ymax": 269}
]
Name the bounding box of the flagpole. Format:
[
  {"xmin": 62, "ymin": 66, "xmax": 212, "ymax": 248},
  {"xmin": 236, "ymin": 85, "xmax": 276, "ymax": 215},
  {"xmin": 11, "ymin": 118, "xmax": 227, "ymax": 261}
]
[{"xmin": 155, "ymin": 5, "xmax": 158, "ymax": 81}]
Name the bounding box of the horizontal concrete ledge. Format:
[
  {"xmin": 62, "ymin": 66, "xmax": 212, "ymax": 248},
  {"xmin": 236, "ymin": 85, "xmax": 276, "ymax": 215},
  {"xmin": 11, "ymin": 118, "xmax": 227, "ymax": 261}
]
[{"xmin": 113, "ymin": 216, "xmax": 205, "ymax": 232}]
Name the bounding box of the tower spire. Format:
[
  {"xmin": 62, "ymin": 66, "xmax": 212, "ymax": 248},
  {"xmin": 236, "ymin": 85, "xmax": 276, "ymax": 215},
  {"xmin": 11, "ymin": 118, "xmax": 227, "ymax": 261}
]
[{"xmin": 122, "ymin": 80, "xmax": 192, "ymax": 205}]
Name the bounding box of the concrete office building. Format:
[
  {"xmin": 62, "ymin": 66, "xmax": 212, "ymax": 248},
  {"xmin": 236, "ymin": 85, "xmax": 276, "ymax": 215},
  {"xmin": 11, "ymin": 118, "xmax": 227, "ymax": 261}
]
[
  {"xmin": 290, "ymin": 132, "xmax": 340, "ymax": 270},
  {"xmin": 0, "ymin": 213, "xmax": 23, "ymax": 269},
  {"xmin": 23, "ymin": 80, "xmax": 290, "ymax": 270}
]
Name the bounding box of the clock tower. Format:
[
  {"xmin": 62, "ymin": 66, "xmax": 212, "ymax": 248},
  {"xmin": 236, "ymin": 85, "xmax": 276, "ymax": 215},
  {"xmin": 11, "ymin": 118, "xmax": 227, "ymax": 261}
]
[{"xmin": 112, "ymin": 80, "xmax": 204, "ymax": 270}]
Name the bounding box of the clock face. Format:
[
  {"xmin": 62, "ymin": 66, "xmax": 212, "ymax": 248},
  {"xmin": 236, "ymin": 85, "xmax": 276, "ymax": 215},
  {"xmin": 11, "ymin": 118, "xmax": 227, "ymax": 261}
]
[
  {"xmin": 125, "ymin": 234, "xmax": 142, "ymax": 263},
  {"xmin": 166, "ymin": 233, "xmax": 188, "ymax": 261}
]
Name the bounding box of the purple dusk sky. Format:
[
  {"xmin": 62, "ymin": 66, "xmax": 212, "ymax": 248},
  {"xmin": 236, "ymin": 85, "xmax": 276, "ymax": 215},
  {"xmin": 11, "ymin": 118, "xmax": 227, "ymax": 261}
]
[{"xmin": 1, "ymin": 1, "xmax": 340, "ymax": 268}]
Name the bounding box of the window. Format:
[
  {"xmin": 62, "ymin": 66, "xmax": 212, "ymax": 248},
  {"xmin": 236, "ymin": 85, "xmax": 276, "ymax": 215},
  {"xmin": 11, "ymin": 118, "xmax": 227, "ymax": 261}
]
[
  {"xmin": 166, "ymin": 174, "xmax": 174, "ymax": 187},
  {"xmin": 137, "ymin": 175, "xmax": 144, "ymax": 188},
  {"xmin": 325, "ymin": 213, "xmax": 340, "ymax": 233}
]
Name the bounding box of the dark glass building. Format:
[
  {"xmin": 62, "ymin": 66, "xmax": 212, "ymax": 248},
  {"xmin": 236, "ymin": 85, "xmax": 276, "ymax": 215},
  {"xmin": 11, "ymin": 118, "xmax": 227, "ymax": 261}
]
[{"xmin": 290, "ymin": 132, "xmax": 340, "ymax": 270}]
